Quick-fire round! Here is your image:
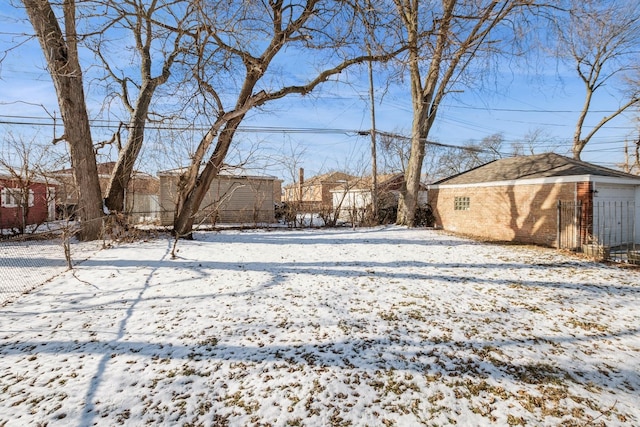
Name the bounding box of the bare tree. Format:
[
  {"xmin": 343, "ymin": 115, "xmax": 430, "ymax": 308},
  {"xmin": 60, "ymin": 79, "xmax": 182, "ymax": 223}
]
[
  {"xmin": 510, "ymin": 127, "xmax": 565, "ymax": 156},
  {"xmin": 22, "ymin": 0, "xmax": 103, "ymax": 240},
  {"xmin": 321, "ymin": 157, "xmax": 370, "ymax": 228},
  {"xmin": 89, "ymin": 0, "xmax": 193, "ymax": 213},
  {"xmin": 621, "ymin": 135, "xmax": 640, "ymax": 175},
  {"xmin": 552, "ymin": 0, "xmax": 640, "ymax": 160},
  {"xmin": 378, "ymin": 130, "xmax": 412, "ymax": 174},
  {"xmin": 392, "ymin": 0, "xmax": 536, "ymax": 226},
  {"xmin": 0, "ymin": 132, "xmax": 54, "ymax": 235},
  {"xmin": 333, "ymin": 177, "xmax": 367, "ymax": 228},
  {"xmin": 172, "ymin": 0, "xmax": 403, "ymax": 238},
  {"xmin": 434, "ymin": 133, "xmax": 504, "ymax": 178},
  {"xmin": 272, "ymin": 139, "xmax": 307, "ymax": 226},
  {"xmin": 375, "ymin": 130, "xmax": 448, "ymax": 184}
]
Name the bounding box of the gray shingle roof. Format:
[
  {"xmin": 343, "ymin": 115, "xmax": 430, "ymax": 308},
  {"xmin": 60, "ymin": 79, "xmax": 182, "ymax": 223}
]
[{"xmin": 433, "ymin": 153, "xmax": 640, "ymax": 185}]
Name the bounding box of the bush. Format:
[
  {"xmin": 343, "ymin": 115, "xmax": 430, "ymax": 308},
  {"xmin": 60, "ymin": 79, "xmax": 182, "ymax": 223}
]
[
  {"xmin": 415, "ymin": 204, "xmax": 435, "ymax": 227},
  {"xmin": 376, "ymin": 203, "xmax": 434, "ymax": 227}
]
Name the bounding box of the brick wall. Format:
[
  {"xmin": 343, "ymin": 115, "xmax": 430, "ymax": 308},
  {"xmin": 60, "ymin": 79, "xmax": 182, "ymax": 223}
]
[
  {"xmin": 0, "ymin": 182, "xmax": 51, "ymax": 229},
  {"xmin": 431, "ymin": 182, "xmax": 578, "ymax": 247},
  {"xmin": 576, "ymin": 181, "xmax": 593, "ymax": 243}
]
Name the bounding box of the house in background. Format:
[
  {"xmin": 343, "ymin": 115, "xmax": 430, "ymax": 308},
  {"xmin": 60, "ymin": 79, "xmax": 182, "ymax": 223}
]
[
  {"xmin": 53, "ymin": 162, "xmax": 160, "ymax": 223},
  {"xmin": 331, "ymin": 173, "xmax": 428, "ymax": 224},
  {"xmin": 0, "ymin": 167, "xmax": 56, "ymax": 231},
  {"xmin": 282, "ymin": 169, "xmax": 356, "ymax": 212},
  {"xmin": 158, "ymin": 168, "xmax": 281, "ymax": 226},
  {"xmin": 429, "ymin": 153, "xmax": 640, "ymax": 250}
]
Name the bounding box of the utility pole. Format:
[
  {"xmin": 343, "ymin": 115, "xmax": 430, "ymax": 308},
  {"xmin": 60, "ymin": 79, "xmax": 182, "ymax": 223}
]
[
  {"xmin": 368, "ymin": 52, "xmax": 378, "ymax": 223},
  {"xmin": 364, "ymin": 0, "xmax": 378, "ymax": 223}
]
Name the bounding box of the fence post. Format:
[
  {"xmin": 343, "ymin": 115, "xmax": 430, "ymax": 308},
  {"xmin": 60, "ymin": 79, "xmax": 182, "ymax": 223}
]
[
  {"xmin": 576, "ymin": 200, "xmax": 582, "ymax": 249},
  {"xmin": 557, "ymin": 200, "xmax": 561, "ymax": 249}
]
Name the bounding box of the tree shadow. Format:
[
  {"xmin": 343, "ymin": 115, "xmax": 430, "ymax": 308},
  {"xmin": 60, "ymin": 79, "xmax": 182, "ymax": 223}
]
[
  {"xmin": 2, "ymin": 228, "xmax": 639, "ymax": 423},
  {"xmin": 192, "ymin": 226, "xmax": 476, "ymax": 248},
  {"xmin": 76, "ymin": 238, "xmax": 173, "ymax": 427},
  {"xmin": 1, "ymin": 326, "xmax": 638, "ymax": 401}
]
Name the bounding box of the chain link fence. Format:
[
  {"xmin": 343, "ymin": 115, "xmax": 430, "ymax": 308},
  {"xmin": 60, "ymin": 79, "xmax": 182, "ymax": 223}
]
[
  {"xmin": 0, "ymin": 226, "xmax": 103, "ymax": 306},
  {"xmin": 0, "ymin": 206, "xmax": 276, "ymax": 306},
  {"xmin": 0, "ymin": 201, "xmax": 349, "ymax": 306}
]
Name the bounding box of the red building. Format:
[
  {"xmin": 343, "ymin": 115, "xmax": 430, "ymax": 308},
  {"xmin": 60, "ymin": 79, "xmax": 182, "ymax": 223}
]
[{"xmin": 0, "ymin": 169, "xmax": 56, "ymax": 231}]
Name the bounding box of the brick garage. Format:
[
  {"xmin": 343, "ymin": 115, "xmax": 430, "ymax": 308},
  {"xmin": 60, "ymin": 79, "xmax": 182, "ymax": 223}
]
[{"xmin": 429, "ymin": 153, "xmax": 640, "ymax": 247}]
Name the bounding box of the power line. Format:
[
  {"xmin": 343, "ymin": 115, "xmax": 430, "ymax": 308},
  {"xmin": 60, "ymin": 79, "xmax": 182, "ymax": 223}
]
[
  {"xmin": 1, "ymin": 113, "xmax": 635, "ymax": 156},
  {"xmin": 447, "ymin": 104, "xmax": 629, "ymax": 114},
  {"xmin": 0, "ymin": 114, "xmax": 360, "ymax": 134},
  {"xmin": 369, "ymin": 130, "xmax": 488, "ymax": 153}
]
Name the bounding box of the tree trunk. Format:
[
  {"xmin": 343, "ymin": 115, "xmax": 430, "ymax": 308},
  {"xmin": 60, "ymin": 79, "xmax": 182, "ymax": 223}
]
[
  {"xmin": 394, "ymin": 0, "xmax": 450, "ymax": 227},
  {"xmin": 24, "ymin": 0, "xmax": 103, "ymax": 240},
  {"xmin": 397, "ymin": 109, "xmax": 427, "ymax": 226},
  {"xmin": 104, "ymin": 81, "xmax": 156, "ymax": 212},
  {"xmin": 64, "ymin": 98, "xmax": 104, "ymax": 241},
  {"xmin": 571, "ymin": 84, "xmax": 593, "ymax": 161},
  {"xmin": 173, "ymin": 118, "xmax": 243, "ymax": 238},
  {"xmin": 101, "ymin": 0, "xmax": 182, "ymax": 213}
]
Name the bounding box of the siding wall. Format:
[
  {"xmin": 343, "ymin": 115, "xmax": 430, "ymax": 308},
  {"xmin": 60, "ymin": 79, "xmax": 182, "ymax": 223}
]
[
  {"xmin": 431, "ymin": 182, "xmax": 578, "ymax": 247},
  {"xmin": 0, "ymin": 181, "xmax": 52, "ymax": 229},
  {"xmin": 160, "ymin": 175, "xmax": 276, "ymax": 226},
  {"xmin": 126, "ymin": 193, "xmax": 160, "ymax": 223}
]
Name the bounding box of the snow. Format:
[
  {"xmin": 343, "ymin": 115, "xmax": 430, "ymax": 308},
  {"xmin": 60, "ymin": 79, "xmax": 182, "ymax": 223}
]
[{"xmin": 1, "ymin": 226, "xmax": 639, "ymax": 426}]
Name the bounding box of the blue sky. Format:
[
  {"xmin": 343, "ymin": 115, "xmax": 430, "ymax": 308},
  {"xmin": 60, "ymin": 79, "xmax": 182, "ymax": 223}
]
[{"xmin": 1, "ymin": 3, "xmax": 637, "ymax": 183}]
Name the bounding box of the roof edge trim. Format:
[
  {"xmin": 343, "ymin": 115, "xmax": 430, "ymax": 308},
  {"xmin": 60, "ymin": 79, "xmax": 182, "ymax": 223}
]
[{"xmin": 428, "ymin": 175, "xmax": 640, "ymax": 190}]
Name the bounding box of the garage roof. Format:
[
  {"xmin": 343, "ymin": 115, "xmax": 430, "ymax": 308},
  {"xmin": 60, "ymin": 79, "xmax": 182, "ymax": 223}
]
[{"xmin": 432, "ymin": 153, "xmax": 640, "ymax": 185}]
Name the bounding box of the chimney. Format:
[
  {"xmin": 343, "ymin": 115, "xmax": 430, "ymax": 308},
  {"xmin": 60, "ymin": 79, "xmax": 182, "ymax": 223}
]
[{"xmin": 298, "ymin": 167, "xmax": 304, "ymax": 202}]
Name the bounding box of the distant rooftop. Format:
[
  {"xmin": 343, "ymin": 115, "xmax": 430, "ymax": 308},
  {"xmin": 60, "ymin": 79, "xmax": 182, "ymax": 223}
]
[
  {"xmin": 0, "ymin": 166, "xmax": 54, "ymax": 184},
  {"xmin": 158, "ymin": 165, "xmax": 278, "ymax": 180},
  {"xmin": 433, "ymin": 153, "xmax": 640, "ymax": 185}
]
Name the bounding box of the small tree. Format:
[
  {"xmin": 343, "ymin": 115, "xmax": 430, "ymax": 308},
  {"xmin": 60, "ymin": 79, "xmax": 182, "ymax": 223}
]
[
  {"xmin": 275, "ymin": 140, "xmax": 309, "ymax": 227},
  {"xmin": 510, "ymin": 128, "xmax": 565, "ymax": 157},
  {"xmin": 551, "ymin": 0, "xmax": 640, "ymax": 160},
  {"xmin": 434, "ymin": 133, "xmax": 504, "ymax": 178},
  {"xmin": 0, "ymin": 132, "xmax": 55, "ymax": 235},
  {"xmin": 621, "ymin": 136, "xmax": 640, "ymax": 175},
  {"xmin": 378, "ymin": 130, "xmax": 412, "ymax": 174},
  {"xmin": 319, "ymin": 175, "xmax": 366, "ymax": 227}
]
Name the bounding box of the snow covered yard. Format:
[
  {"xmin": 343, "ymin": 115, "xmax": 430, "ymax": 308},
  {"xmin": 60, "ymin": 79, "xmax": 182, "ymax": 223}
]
[{"xmin": 0, "ymin": 227, "xmax": 639, "ymax": 426}]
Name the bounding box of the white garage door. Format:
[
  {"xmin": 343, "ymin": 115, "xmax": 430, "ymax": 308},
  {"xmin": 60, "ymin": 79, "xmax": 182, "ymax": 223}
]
[{"xmin": 592, "ymin": 184, "xmax": 636, "ymax": 247}]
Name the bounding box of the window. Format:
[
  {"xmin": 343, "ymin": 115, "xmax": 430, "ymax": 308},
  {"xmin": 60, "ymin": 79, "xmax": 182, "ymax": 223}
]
[
  {"xmin": 454, "ymin": 196, "xmax": 470, "ymax": 211},
  {"xmin": 1, "ymin": 187, "xmax": 34, "ymax": 208}
]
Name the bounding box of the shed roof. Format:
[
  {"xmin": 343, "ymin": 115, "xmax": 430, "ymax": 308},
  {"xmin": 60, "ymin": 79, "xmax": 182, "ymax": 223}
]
[
  {"xmin": 282, "ymin": 171, "xmax": 356, "ymax": 190},
  {"xmin": 158, "ymin": 165, "xmax": 277, "ymax": 181},
  {"xmin": 331, "ymin": 173, "xmax": 427, "ymax": 192},
  {"xmin": 432, "ymin": 153, "xmax": 640, "ymax": 185},
  {"xmin": 302, "ymin": 171, "xmax": 355, "ymax": 186}
]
